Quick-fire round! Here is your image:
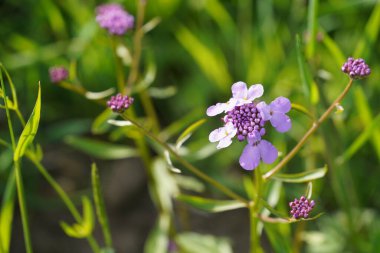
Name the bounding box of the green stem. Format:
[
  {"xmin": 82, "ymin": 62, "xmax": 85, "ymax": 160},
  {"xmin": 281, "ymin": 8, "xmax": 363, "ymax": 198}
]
[
  {"xmin": 1, "ymin": 67, "xmax": 33, "ymax": 253},
  {"xmin": 27, "ymin": 154, "xmax": 101, "ymax": 253},
  {"xmin": 126, "ymin": 0, "xmax": 146, "ymax": 93},
  {"xmin": 264, "ymin": 78, "xmax": 354, "ymax": 179},
  {"xmin": 250, "ymin": 167, "xmax": 263, "ymax": 253},
  {"xmin": 121, "ymin": 114, "xmax": 249, "ymax": 204},
  {"xmin": 14, "ymin": 161, "xmax": 33, "ymax": 253},
  {"xmin": 111, "ymin": 37, "xmax": 126, "ymax": 93}
]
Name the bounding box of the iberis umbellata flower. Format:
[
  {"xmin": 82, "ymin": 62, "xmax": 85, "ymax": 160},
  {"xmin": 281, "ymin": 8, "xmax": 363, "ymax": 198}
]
[
  {"xmin": 107, "ymin": 93, "xmax": 134, "ymax": 113},
  {"xmin": 96, "ymin": 3, "xmax": 134, "ymax": 36},
  {"xmin": 207, "ymin": 82, "xmax": 291, "ymax": 170},
  {"xmin": 289, "ymin": 196, "xmax": 315, "ymax": 219},
  {"xmin": 49, "ymin": 66, "xmax": 68, "ymax": 83},
  {"xmin": 341, "ymin": 57, "xmax": 371, "ymax": 79}
]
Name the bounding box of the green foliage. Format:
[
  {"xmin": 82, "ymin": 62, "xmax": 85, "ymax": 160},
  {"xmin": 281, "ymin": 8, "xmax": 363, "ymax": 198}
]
[
  {"xmin": 177, "ymin": 195, "xmax": 246, "ymax": 213},
  {"xmin": 175, "ymin": 232, "xmax": 233, "ymax": 253}
]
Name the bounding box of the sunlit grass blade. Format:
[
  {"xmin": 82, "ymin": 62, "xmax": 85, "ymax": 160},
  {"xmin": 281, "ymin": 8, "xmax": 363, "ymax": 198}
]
[
  {"xmin": 175, "ymin": 25, "xmax": 231, "ymax": 91},
  {"xmin": 321, "ymin": 29, "xmax": 346, "ymax": 67},
  {"xmin": 60, "ymin": 197, "xmax": 94, "ymax": 238},
  {"xmin": 291, "ymin": 103, "xmax": 315, "ymax": 120},
  {"xmin": 91, "ymin": 164, "xmax": 113, "ymax": 248},
  {"xmin": 14, "ymin": 82, "xmax": 41, "ymax": 161},
  {"xmin": 177, "ymin": 195, "xmax": 246, "ymax": 213},
  {"xmin": 306, "ymin": 0, "xmax": 319, "ymax": 59},
  {"xmin": 337, "ymin": 113, "xmax": 380, "ymax": 164},
  {"xmin": 354, "ymin": 2, "xmax": 380, "ymax": 58},
  {"xmin": 0, "ymin": 170, "xmax": 16, "ymax": 253},
  {"xmin": 353, "ymin": 86, "xmax": 380, "ymax": 160}
]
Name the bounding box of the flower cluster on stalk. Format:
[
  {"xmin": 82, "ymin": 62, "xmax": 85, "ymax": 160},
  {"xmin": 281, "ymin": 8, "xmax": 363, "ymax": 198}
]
[
  {"xmin": 289, "ymin": 196, "xmax": 315, "ymax": 219},
  {"xmin": 96, "ymin": 3, "xmax": 134, "ymax": 35},
  {"xmin": 107, "ymin": 93, "xmax": 134, "ymax": 113},
  {"xmin": 49, "ymin": 66, "xmax": 68, "ymax": 83},
  {"xmin": 207, "ymin": 82, "xmax": 291, "ymax": 170},
  {"xmin": 341, "ymin": 57, "xmax": 371, "ymax": 79}
]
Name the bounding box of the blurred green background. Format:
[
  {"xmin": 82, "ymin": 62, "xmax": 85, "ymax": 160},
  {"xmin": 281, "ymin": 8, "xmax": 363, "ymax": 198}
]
[{"xmin": 1, "ymin": 0, "xmax": 380, "ymax": 252}]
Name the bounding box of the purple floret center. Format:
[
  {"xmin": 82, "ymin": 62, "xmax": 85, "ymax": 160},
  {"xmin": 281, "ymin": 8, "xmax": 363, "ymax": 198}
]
[{"xmin": 224, "ymin": 103, "xmax": 266, "ymax": 141}]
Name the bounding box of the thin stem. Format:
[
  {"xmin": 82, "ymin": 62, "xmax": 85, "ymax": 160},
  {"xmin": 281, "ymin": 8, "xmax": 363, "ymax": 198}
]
[
  {"xmin": 121, "ymin": 114, "xmax": 249, "ymax": 205},
  {"xmin": 126, "ymin": 0, "xmax": 146, "ymax": 93},
  {"xmin": 1, "ymin": 68, "xmax": 33, "ymax": 253},
  {"xmin": 250, "ymin": 167, "xmax": 263, "ymax": 253},
  {"xmin": 27, "ymin": 153, "xmax": 101, "ymax": 253},
  {"xmin": 14, "ymin": 161, "xmax": 33, "ymax": 253},
  {"xmin": 111, "ymin": 37, "xmax": 126, "ymax": 93},
  {"xmin": 264, "ymin": 78, "xmax": 354, "ymax": 179}
]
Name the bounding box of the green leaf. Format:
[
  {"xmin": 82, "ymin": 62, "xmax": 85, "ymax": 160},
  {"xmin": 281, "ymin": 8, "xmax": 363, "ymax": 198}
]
[
  {"xmin": 175, "ymin": 25, "xmax": 231, "ymax": 90},
  {"xmin": 133, "ymin": 56, "xmax": 157, "ymax": 93},
  {"xmin": 85, "ymin": 88, "xmax": 115, "ymax": 100},
  {"xmin": 0, "ymin": 170, "xmax": 16, "ymax": 252},
  {"xmin": 291, "ymin": 103, "xmax": 314, "ymax": 120},
  {"xmin": 354, "ymin": 2, "xmax": 380, "ymax": 58},
  {"xmin": 337, "ymin": 113, "xmax": 380, "ymax": 164},
  {"xmin": 306, "ymin": 0, "xmax": 319, "ymax": 59},
  {"xmin": 65, "ymin": 136, "xmax": 138, "ymax": 160},
  {"xmin": 91, "ymin": 163, "xmax": 112, "ymax": 247},
  {"xmin": 321, "ymin": 29, "xmax": 346, "ymax": 67},
  {"xmin": 176, "ymin": 119, "xmax": 206, "ymax": 149},
  {"xmin": 175, "ymin": 232, "xmax": 233, "ymax": 253},
  {"xmin": 92, "ymin": 108, "xmax": 117, "ymax": 135},
  {"xmin": 150, "ymin": 159, "xmax": 179, "ymax": 212},
  {"xmin": 177, "ymin": 195, "xmax": 246, "ymax": 213},
  {"xmin": 148, "ymin": 86, "xmax": 177, "ymax": 99},
  {"xmin": 353, "ymin": 86, "xmax": 380, "ymax": 160},
  {"xmin": 174, "ymin": 175, "xmax": 205, "ymax": 193},
  {"xmin": 305, "ymin": 182, "xmax": 313, "ymax": 199},
  {"xmin": 272, "ymin": 165, "xmax": 327, "ymax": 183},
  {"xmin": 14, "ymin": 82, "xmax": 41, "ymax": 161},
  {"xmin": 60, "ymin": 197, "xmax": 94, "ymax": 238},
  {"xmin": 144, "ymin": 213, "xmax": 170, "ymax": 253},
  {"xmin": 259, "ymin": 199, "xmax": 289, "ymax": 220},
  {"xmin": 0, "ymin": 63, "xmax": 19, "ymax": 109}
]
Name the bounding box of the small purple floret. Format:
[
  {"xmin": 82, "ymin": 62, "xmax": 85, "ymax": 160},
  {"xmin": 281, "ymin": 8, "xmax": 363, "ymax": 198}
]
[
  {"xmin": 289, "ymin": 196, "xmax": 315, "ymax": 219},
  {"xmin": 96, "ymin": 3, "xmax": 134, "ymax": 35},
  {"xmin": 49, "ymin": 66, "xmax": 68, "ymax": 83},
  {"xmin": 341, "ymin": 57, "xmax": 371, "ymax": 79},
  {"xmin": 224, "ymin": 103, "xmax": 266, "ymax": 142},
  {"xmin": 107, "ymin": 93, "xmax": 134, "ymax": 113}
]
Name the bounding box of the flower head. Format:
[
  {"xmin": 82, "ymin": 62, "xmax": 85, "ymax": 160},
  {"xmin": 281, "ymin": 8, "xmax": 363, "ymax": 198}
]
[
  {"xmin": 289, "ymin": 196, "xmax": 315, "ymax": 219},
  {"xmin": 341, "ymin": 57, "xmax": 371, "ymax": 79},
  {"xmin": 96, "ymin": 3, "xmax": 134, "ymax": 35},
  {"xmin": 107, "ymin": 93, "xmax": 134, "ymax": 113},
  {"xmin": 207, "ymin": 81, "xmax": 291, "ymax": 170},
  {"xmin": 49, "ymin": 66, "xmax": 68, "ymax": 83}
]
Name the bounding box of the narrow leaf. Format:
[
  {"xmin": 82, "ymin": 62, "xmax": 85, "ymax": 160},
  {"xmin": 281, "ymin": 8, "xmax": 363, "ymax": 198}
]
[
  {"xmin": 0, "ymin": 171, "xmax": 16, "ymax": 252},
  {"xmin": 144, "ymin": 213, "xmax": 170, "ymax": 253},
  {"xmin": 291, "ymin": 103, "xmax": 314, "ymax": 120},
  {"xmin": 92, "ymin": 109, "xmax": 117, "ymax": 134},
  {"xmin": 65, "ymin": 136, "xmax": 138, "ymax": 160},
  {"xmin": 148, "ymin": 86, "xmax": 177, "ymax": 99},
  {"xmin": 91, "ymin": 164, "xmax": 112, "ymax": 247},
  {"xmin": 175, "ymin": 232, "xmax": 233, "ymax": 253},
  {"xmin": 177, "ymin": 195, "xmax": 246, "ymax": 213},
  {"xmin": 176, "ymin": 119, "xmax": 206, "ymax": 149},
  {"xmin": 272, "ymin": 165, "xmax": 327, "ymax": 183},
  {"xmin": 85, "ymin": 88, "xmax": 115, "ymax": 100},
  {"xmin": 14, "ymin": 82, "xmax": 41, "ymax": 161},
  {"xmin": 305, "ymin": 182, "xmax": 313, "ymax": 199}
]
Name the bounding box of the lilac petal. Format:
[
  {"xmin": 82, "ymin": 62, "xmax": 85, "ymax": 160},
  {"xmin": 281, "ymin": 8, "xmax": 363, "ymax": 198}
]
[
  {"xmin": 247, "ymin": 130, "xmax": 261, "ymax": 145},
  {"xmin": 258, "ymin": 140, "xmax": 278, "ymax": 164},
  {"xmin": 231, "ymin": 81, "xmax": 248, "ymax": 100},
  {"xmin": 270, "ymin": 97, "xmax": 291, "ymax": 113},
  {"xmin": 256, "ymin": 101, "xmax": 271, "ymax": 121},
  {"xmin": 270, "ymin": 112, "xmax": 292, "ymax": 132},
  {"xmin": 206, "ymin": 103, "xmax": 227, "ymax": 116},
  {"xmin": 239, "ymin": 144, "xmax": 260, "ymax": 170},
  {"xmin": 247, "ymin": 84, "xmax": 264, "ymax": 101}
]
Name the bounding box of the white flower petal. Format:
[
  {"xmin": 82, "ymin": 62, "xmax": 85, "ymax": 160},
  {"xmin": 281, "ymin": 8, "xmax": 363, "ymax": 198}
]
[
  {"xmin": 247, "ymin": 84, "xmax": 264, "ymax": 101},
  {"xmin": 209, "ymin": 127, "xmax": 226, "ymax": 142},
  {"xmin": 217, "ymin": 137, "xmax": 233, "ymax": 149},
  {"xmin": 206, "ymin": 103, "xmax": 227, "ymax": 116},
  {"xmin": 231, "ymin": 81, "xmax": 248, "ymax": 100}
]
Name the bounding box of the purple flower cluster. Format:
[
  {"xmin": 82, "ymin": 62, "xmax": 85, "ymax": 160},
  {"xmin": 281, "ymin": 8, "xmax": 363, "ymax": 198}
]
[
  {"xmin": 49, "ymin": 66, "xmax": 68, "ymax": 83},
  {"xmin": 207, "ymin": 82, "xmax": 291, "ymax": 170},
  {"xmin": 107, "ymin": 93, "xmax": 134, "ymax": 113},
  {"xmin": 96, "ymin": 3, "xmax": 134, "ymax": 35},
  {"xmin": 341, "ymin": 57, "xmax": 371, "ymax": 79},
  {"xmin": 289, "ymin": 196, "xmax": 315, "ymax": 219}
]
